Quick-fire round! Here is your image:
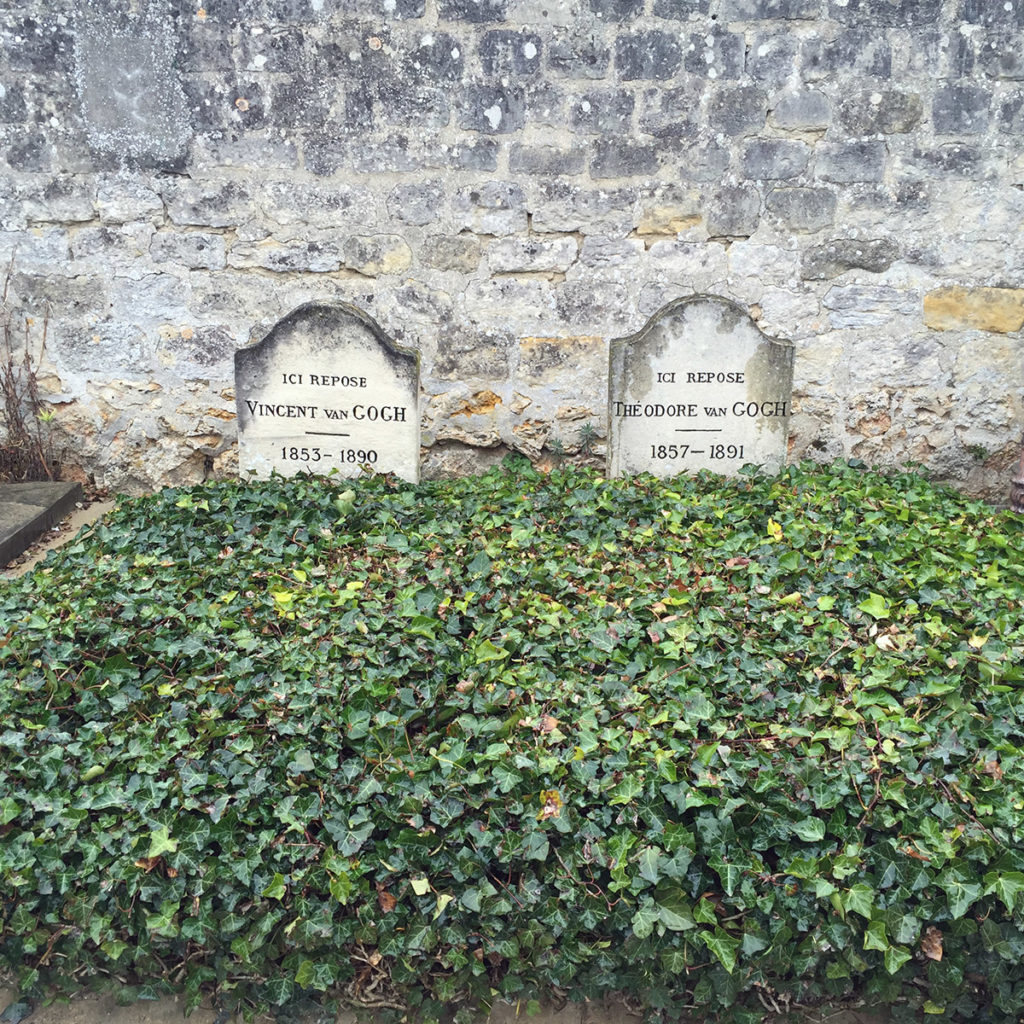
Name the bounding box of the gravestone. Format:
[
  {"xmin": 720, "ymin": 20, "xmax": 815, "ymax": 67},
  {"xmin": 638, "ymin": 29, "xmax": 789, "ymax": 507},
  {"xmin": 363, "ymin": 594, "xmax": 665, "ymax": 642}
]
[
  {"xmin": 235, "ymin": 303, "xmax": 420, "ymax": 482},
  {"xmin": 609, "ymin": 296, "xmax": 793, "ymax": 477}
]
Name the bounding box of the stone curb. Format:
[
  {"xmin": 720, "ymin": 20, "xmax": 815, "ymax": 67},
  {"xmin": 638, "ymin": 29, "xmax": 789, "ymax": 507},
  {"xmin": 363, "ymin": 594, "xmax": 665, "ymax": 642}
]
[
  {"xmin": 0, "ymin": 482, "xmax": 83, "ymax": 569},
  {"xmin": 1, "ymin": 987, "xmax": 889, "ymax": 1024}
]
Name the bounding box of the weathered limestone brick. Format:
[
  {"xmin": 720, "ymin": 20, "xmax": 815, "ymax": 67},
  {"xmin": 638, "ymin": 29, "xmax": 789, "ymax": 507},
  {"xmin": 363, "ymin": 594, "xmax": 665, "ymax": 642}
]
[{"xmin": 924, "ymin": 287, "xmax": 1024, "ymax": 334}]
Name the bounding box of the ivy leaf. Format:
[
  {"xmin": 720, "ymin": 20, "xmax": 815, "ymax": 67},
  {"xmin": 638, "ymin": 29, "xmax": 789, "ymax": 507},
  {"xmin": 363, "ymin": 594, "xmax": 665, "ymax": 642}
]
[
  {"xmin": 842, "ymin": 883, "xmax": 875, "ymax": 920},
  {"xmin": 262, "ymin": 873, "xmax": 287, "ymax": 900},
  {"xmin": 475, "ymin": 640, "xmax": 509, "ymax": 663},
  {"xmin": 631, "ymin": 899, "xmax": 660, "ymax": 939},
  {"xmin": 0, "ymin": 797, "xmax": 21, "ymax": 824},
  {"xmin": 984, "ymin": 871, "xmax": 1024, "ymax": 914},
  {"xmin": 883, "ymin": 945, "xmax": 913, "ymax": 975},
  {"xmin": 655, "ymin": 887, "xmax": 695, "ymax": 931},
  {"xmin": 637, "ymin": 846, "xmax": 662, "ymax": 884},
  {"xmin": 791, "ymin": 817, "xmax": 826, "ymax": 842},
  {"xmin": 939, "ymin": 871, "xmax": 982, "ymax": 918},
  {"xmin": 858, "ymin": 593, "xmax": 891, "ymax": 620},
  {"xmin": 146, "ymin": 826, "xmax": 178, "ymax": 859},
  {"xmin": 698, "ymin": 927, "xmax": 740, "ymax": 974},
  {"xmin": 863, "ymin": 919, "xmax": 889, "ymax": 951}
]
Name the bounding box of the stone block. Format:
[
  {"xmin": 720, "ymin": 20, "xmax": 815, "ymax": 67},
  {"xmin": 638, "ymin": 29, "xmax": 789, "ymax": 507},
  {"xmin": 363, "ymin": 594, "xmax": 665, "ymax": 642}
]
[
  {"xmin": 707, "ymin": 85, "xmax": 768, "ymax": 136},
  {"xmin": 960, "ymin": 0, "xmax": 1023, "ymax": 25},
  {"xmin": 635, "ymin": 185, "xmax": 703, "ymax": 234},
  {"xmin": 682, "ymin": 30, "xmax": 745, "ymax": 78},
  {"xmin": 524, "ymin": 81, "xmax": 568, "ymax": 127},
  {"xmin": 980, "ymin": 34, "xmax": 1024, "ymax": 79},
  {"xmin": 816, "ymin": 140, "xmax": 887, "ymax": 183},
  {"xmin": 653, "ymin": 0, "xmax": 711, "ymax": 15},
  {"xmin": 458, "ymin": 84, "xmax": 526, "ymax": 134},
  {"xmin": 908, "ymin": 144, "xmax": 982, "ymax": 175},
  {"xmin": 801, "ymin": 28, "xmax": 891, "ymax": 78},
  {"xmin": 720, "ymin": 0, "xmax": 821, "ymax": 16},
  {"xmin": 519, "ymin": 334, "xmax": 605, "ymax": 385},
  {"xmin": 706, "ymin": 185, "xmax": 760, "ymax": 236},
  {"xmin": 837, "ymin": 89, "xmax": 923, "ymax": 134},
  {"xmin": 400, "ymin": 31, "xmax": 466, "ymax": 85},
  {"xmin": 998, "ymin": 90, "xmax": 1024, "ymax": 133},
  {"xmin": 349, "ymin": 137, "xmax": 430, "ymax": 174},
  {"xmin": 343, "ymin": 235, "xmax": 413, "ymax": 277},
  {"xmin": 590, "ymin": 139, "xmax": 663, "ymax": 178},
  {"xmin": 547, "ymin": 32, "xmax": 611, "ymax": 78},
  {"xmin": 932, "ymin": 84, "xmax": 990, "ymax": 134},
  {"xmin": 579, "ymin": 235, "xmax": 646, "ymax": 266},
  {"xmin": 261, "ymin": 181, "xmax": 371, "ymax": 230},
  {"xmin": 453, "ymin": 182, "xmax": 527, "ymax": 235},
  {"xmin": 741, "ymin": 138, "xmax": 810, "ymax": 179},
  {"xmin": 765, "ymin": 187, "xmax": 836, "ymax": 231},
  {"xmin": 437, "ymin": 0, "xmax": 507, "ymax": 21},
  {"xmin": 227, "ymin": 237, "xmax": 344, "ymax": 274},
  {"xmin": 433, "ymin": 324, "xmax": 515, "ymax": 379},
  {"xmin": 20, "ymin": 175, "xmax": 95, "ymax": 224},
  {"xmin": 615, "ymin": 31, "xmax": 683, "ymax": 80},
  {"xmin": 163, "ymin": 179, "xmax": 256, "ymax": 229},
  {"xmin": 823, "ymin": 285, "xmax": 918, "ymax": 328},
  {"xmin": 489, "ymin": 236, "xmax": 579, "ymax": 273},
  {"xmin": 530, "ymin": 182, "xmax": 635, "ymax": 234},
  {"xmin": 377, "ymin": 85, "xmax": 451, "ymax": 130},
  {"xmin": 770, "ymin": 89, "xmax": 831, "ymax": 130},
  {"xmin": 801, "ymin": 238, "xmax": 899, "ymax": 280},
  {"xmin": 480, "ymin": 30, "xmax": 543, "ymax": 76},
  {"xmin": 745, "ymin": 32, "xmax": 800, "ymax": 84},
  {"xmin": 386, "ymin": 182, "xmax": 446, "ymax": 226},
  {"xmin": 466, "ymin": 276, "xmax": 557, "ymax": 330},
  {"xmin": 639, "ymin": 86, "xmax": 699, "ymax": 138},
  {"xmin": 509, "ymin": 144, "xmax": 586, "ymax": 175},
  {"xmin": 558, "ymin": 278, "xmax": 634, "ymax": 332},
  {"xmin": 0, "ymin": 227, "xmax": 70, "ymax": 270},
  {"xmin": 948, "ymin": 32, "xmax": 976, "ymax": 76},
  {"xmin": 590, "ymin": 0, "xmax": 644, "ymax": 20},
  {"xmin": 827, "ymin": 0, "xmax": 942, "ymax": 25},
  {"xmin": 924, "ymin": 286, "xmax": 1024, "ymax": 333},
  {"xmin": 0, "ymin": 82, "xmax": 26, "ymax": 124},
  {"xmin": 419, "ymin": 234, "xmax": 486, "ymax": 272},
  {"xmin": 678, "ymin": 140, "xmax": 731, "ymax": 180},
  {"xmin": 158, "ymin": 323, "xmax": 236, "ymax": 370},
  {"xmin": 447, "ymin": 140, "xmax": 500, "ymax": 171},
  {"xmin": 571, "ymin": 89, "xmax": 636, "ymax": 133},
  {"xmin": 151, "ymin": 231, "xmax": 226, "ymax": 270}
]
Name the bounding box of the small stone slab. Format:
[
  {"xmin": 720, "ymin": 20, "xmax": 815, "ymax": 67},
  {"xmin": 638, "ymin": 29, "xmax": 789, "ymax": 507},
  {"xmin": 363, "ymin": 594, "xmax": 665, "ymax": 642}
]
[
  {"xmin": 235, "ymin": 303, "xmax": 420, "ymax": 482},
  {"xmin": 74, "ymin": 25, "xmax": 192, "ymax": 167},
  {"xmin": 0, "ymin": 481, "xmax": 83, "ymax": 567},
  {"xmin": 609, "ymin": 296, "xmax": 794, "ymax": 477}
]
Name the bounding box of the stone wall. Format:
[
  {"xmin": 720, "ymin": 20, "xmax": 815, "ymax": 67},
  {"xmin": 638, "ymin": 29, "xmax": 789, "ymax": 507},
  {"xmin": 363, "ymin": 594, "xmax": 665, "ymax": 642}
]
[{"xmin": 1, "ymin": 0, "xmax": 1022, "ymax": 498}]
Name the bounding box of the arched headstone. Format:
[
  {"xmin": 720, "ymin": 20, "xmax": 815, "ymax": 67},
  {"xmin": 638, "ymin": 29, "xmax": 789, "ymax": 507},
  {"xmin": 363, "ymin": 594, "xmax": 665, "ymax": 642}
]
[
  {"xmin": 609, "ymin": 296, "xmax": 794, "ymax": 478},
  {"xmin": 235, "ymin": 303, "xmax": 420, "ymax": 482}
]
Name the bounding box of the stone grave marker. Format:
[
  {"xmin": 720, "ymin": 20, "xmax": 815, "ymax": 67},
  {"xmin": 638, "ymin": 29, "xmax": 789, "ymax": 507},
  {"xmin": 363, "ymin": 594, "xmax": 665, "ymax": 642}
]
[
  {"xmin": 235, "ymin": 303, "xmax": 420, "ymax": 482},
  {"xmin": 609, "ymin": 296, "xmax": 793, "ymax": 477},
  {"xmin": 75, "ymin": 25, "xmax": 192, "ymax": 167}
]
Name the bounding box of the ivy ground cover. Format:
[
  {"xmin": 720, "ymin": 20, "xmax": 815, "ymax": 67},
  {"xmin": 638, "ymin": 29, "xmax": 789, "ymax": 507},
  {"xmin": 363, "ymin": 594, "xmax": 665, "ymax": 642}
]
[{"xmin": 1, "ymin": 459, "xmax": 1023, "ymax": 1023}]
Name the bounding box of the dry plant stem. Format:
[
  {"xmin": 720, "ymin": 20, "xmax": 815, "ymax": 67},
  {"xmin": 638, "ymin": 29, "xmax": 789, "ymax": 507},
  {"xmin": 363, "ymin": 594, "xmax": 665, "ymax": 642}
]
[
  {"xmin": 1011, "ymin": 430, "xmax": 1024, "ymax": 513},
  {"xmin": 1, "ymin": 259, "xmax": 55, "ymax": 481}
]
